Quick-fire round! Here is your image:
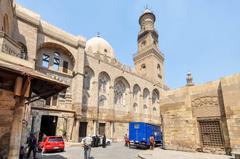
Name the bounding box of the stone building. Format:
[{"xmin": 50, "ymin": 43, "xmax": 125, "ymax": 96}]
[
  {"xmin": 0, "ymin": 0, "xmax": 69, "ymax": 158},
  {"xmin": 1, "ymin": 0, "xmax": 166, "ymax": 147},
  {"xmin": 160, "ymin": 73, "xmax": 240, "ymax": 155},
  {"xmin": 0, "ymin": 0, "xmax": 240, "ymax": 158}
]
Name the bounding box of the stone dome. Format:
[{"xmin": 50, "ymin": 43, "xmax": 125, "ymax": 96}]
[{"xmin": 85, "ymin": 36, "xmax": 115, "ymax": 58}]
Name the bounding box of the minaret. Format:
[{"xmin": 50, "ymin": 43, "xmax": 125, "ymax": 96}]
[
  {"xmin": 186, "ymin": 72, "xmax": 194, "ymax": 86},
  {"xmin": 134, "ymin": 9, "xmax": 165, "ymax": 84}
]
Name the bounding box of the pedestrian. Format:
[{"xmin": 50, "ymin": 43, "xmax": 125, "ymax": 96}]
[
  {"xmin": 19, "ymin": 146, "xmax": 25, "ymax": 159},
  {"xmin": 82, "ymin": 134, "xmax": 92, "ymax": 159},
  {"xmin": 124, "ymin": 134, "xmax": 129, "ymax": 147},
  {"xmin": 92, "ymin": 135, "xmax": 96, "ymax": 147},
  {"xmin": 149, "ymin": 135, "xmax": 155, "ymax": 150},
  {"xmin": 102, "ymin": 134, "xmax": 106, "ymax": 148},
  {"xmin": 26, "ymin": 133, "xmax": 37, "ymax": 159},
  {"xmin": 96, "ymin": 135, "xmax": 100, "ymax": 147},
  {"xmin": 38, "ymin": 132, "xmax": 46, "ymax": 142}
]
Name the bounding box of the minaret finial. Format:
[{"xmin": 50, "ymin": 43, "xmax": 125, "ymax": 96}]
[
  {"xmin": 186, "ymin": 71, "xmax": 194, "ymax": 86},
  {"xmin": 145, "ymin": 4, "xmax": 148, "ymax": 10},
  {"xmin": 97, "ymin": 32, "xmax": 100, "ymax": 37}
]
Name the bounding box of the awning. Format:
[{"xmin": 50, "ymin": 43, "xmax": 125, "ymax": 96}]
[{"xmin": 0, "ymin": 61, "xmax": 69, "ymax": 102}]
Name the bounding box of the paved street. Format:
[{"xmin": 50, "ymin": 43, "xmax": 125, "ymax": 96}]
[
  {"xmin": 138, "ymin": 148, "xmax": 233, "ymax": 159},
  {"xmin": 36, "ymin": 142, "xmax": 142, "ymax": 159},
  {"xmin": 32, "ymin": 142, "xmax": 234, "ymax": 159}
]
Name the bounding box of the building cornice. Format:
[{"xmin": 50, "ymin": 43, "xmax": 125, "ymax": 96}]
[
  {"xmin": 15, "ymin": 4, "xmax": 86, "ymax": 49},
  {"xmin": 86, "ymin": 53, "xmax": 169, "ymax": 90}
]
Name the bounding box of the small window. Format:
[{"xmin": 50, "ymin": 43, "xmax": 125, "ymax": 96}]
[
  {"xmin": 3, "ymin": 14, "xmax": 9, "ymax": 34},
  {"xmin": 42, "ymin": 54, "xmax": 50, "ymax": 68},
  {"xmin": 134, "ymin": 124, "xmax": 140, "ymax": 129},
  {"xmin": 104, "ymin": 49, "xmax": 108, "ymax": 53},
  {"xmin": 63, "ymin": 61, "xmax": 69, "ymax": 73},
  {"xmin": 154, "ymin": 41, "xmax": 157, "ymax": 45},
  {"xmin": 133, "ymin": 103, "xmax": 138, "ymax": 112},
  {"xmin": 45, "ymin": 97, "xmax": 51, "ymax": 105},
  {"xmin": 141, "ymin": 40, "xmax": 146, "ymax": 47},
  {"xmin": 141, "ymin": 64, "xmax": 146, "ymax": 69},
  {"xmin": 53, "ymin": 52, "xmax": 60, "ymax": 71},
  {"xmin": 144, "ymin": 105, "xmax": 148, "ymax": 114},
  {"xmin": 157, "ymin": 64, "xmax": 161, "ymax": 78},
  {"xmin": 99, "ymin": 95, "xmax": 106, "ymax": 107},
  {"xmin": 52, "ymin": 94, "xmax": 58, "ymax": 106}
]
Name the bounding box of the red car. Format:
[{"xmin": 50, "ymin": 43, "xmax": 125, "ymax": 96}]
[{"xmin": 38, "ymin": 136, "xmax": 65, "ymax": 153}]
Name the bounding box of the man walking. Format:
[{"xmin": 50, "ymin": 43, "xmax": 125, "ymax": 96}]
[
  {"xmin": 82, "ymin": 135, "xmax": 93, "ymax": 159},
  {"xmin": 96, "ymin": 135, "xmax": 100, "ymax": 147},
  {"xmin": 26, "ymin": 133, "xmax": 37, "ymax": 159},
  {"xmin": 102, "ymin": 134, "xmax": 106, "ymax": 148}
]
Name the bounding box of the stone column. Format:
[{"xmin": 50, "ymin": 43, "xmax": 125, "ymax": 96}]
[
  {"xmin": 75, "ymin": 119, "xmax": 80, "ymax": 142},
  {"xmin": 8, "ymin": 97, "xmax": 25, "ymax": 159},
  {"xmin": 110, "ymin": 122, "xmax": 113, "ymax": 138}
]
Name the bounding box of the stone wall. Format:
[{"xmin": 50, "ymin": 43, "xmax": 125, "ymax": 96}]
[
  {"xmin": 0, "ymin": 0, "xmax": 14, "ymax": 37},
  {"xmin": 160, "ymin": 75, "xmax": 240, "ymax": 154},
  {"xmin": 0, "ymin": 89, "xmax": 15, "ymax": 159},
  {"xmin": 113, "ymin": 122, "xmax": 128, "ymax": 142},
  {"xmin": 221, "ymin": 74, "xmax": 240, "ymax": 153}
]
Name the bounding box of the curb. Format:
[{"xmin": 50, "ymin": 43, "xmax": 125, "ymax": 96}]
[{"xmin": 137, "ymin": 154, "xmax": 146, "ymax": 159}]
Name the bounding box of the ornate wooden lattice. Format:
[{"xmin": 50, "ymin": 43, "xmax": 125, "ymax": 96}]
[{"xmin": 199, "ymin": 120, "xmax": 224, "ymax": 147}]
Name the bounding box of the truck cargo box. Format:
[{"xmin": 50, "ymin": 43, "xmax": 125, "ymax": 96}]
[{"xmin": 129, "ymin": 122, "xmax": 162, "ymax": 149}]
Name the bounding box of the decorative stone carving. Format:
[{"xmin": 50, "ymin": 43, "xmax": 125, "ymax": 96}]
[{"xmin": 192, "ymin": 96, "xmax": 221, "ymax": 117}]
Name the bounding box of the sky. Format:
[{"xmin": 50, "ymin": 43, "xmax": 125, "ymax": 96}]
[{"xmin": 16, "ymin": 0, "xmax": 240, "ymax": 89}]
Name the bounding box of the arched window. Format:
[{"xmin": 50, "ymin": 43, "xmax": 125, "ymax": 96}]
[
  {"xmin": 114, "ymin": 77, "xmax": 130, "ymax": 106},
  {"xmin": 141, "ymin": 64, "xmax": 146, "ymax": 70},
  {"xmin": 153, "ymin": 107, "xmax": 157, "ymax": 116},
  {"xmin": 53, "ymin": 52, "xmax": 60, "ymax": 71},
  {"xmin": 99, "ymin": 72, "xmax": 110, "ymax": 93},
  {"xmin": 133, "ymin": 103, "xmax": 138, "ymax": 113},
  {"xmin": 114, "ymin": 81, "xmax": 126, "ymax": 105},
  {"xmin": 152, "ymin": 89, "xmax": 159, "ymax": 105},
  {"xmin": 141, "ymin": 40, "xmax": 146, "ymax": 48},
  {"xmin": 133, "ymin": 84, "xmax": 140, "ymax": 101},
  {"xmin": 3, "ymin": 14, "xmax": 9, "ymax": 34},
  {"xmin": 37, "ymin": 42, "xmax": 75, "ymax": 74},
  {"xmin": 99, "ymin": 95, "xmax": 107, "ymax": 107},
  {"xmin": 83, "ymin": 67, "xmax": 94, "ymax": 90},
  {"xmin": 143, "ymin": 88, "xmax": 150, "ymax": 104}
]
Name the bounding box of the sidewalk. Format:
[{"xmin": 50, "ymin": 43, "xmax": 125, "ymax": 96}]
[{"xmin": 138, "ymin": 148, "xmax": 233, "ymax": 159}]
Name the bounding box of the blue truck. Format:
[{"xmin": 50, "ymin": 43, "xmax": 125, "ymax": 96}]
[{"xmin": 129, "ymin": 122, "xmax": 162, "ymax": 149}]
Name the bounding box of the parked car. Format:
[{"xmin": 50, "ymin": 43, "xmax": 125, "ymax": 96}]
[
  {"xmin": 38, "ymin": 136, "xmax": 65, "ymax": 153},
  {"xmin": 81, "ymin": 135, "xmax": 112, "ymax": 147},
  {"xmin": 98, "ymin": 135, "xmax": 112, "ymax": 146}
]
